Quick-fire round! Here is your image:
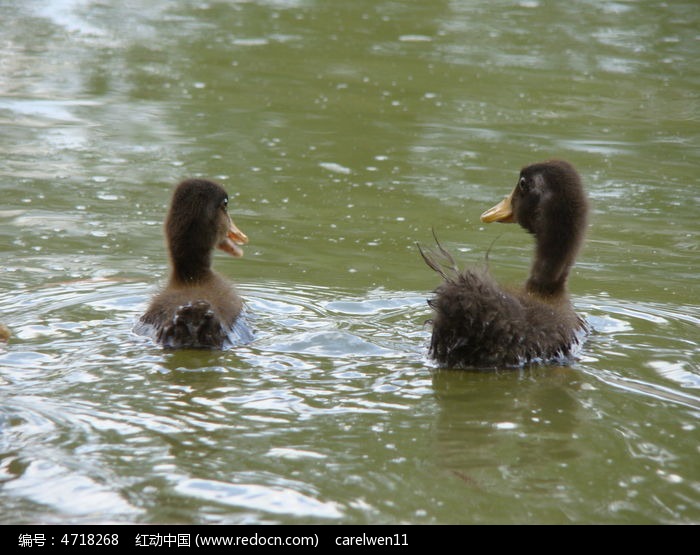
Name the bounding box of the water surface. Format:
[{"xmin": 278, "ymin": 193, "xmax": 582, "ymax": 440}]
[{"xmin": 0, "ymin": 0, "xmax": 698, "ymax": 524}]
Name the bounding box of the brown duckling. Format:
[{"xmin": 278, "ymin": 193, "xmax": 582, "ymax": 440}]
[
  {"xmin": 420, "ymin": 160, "xmax": 589, "ymax": 368},
  {"xmin": 138, "ymin": 179, "xmax": 250, "ymax": 349}
]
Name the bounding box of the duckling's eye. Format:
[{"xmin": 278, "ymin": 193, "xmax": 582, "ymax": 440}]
[
  {"xmin": 518, "ymin": 176, "xmax": 529, "ymax": 192},
  {"xmin": 221, "ymin": 198, "xmax": 228, "ymax": 211}
]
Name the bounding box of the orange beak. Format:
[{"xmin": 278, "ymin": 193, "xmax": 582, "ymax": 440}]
[
  {"xmin": 480, "ymin": 190, "xmax": 515, "ymax": 223},
  {"xmin": 217, "ymin": 220, "xmax": 248, "ymax": 257}
]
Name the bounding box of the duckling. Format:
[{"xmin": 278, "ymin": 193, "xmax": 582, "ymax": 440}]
[
  {"xmin": 420, "ymin": 160, "xmax": 589, "ymax": 368},
  {"xmin": 138, "ymin": 179, "xmax": 250, "ymax": 349}
]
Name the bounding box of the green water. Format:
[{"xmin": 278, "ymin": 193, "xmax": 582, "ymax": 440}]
[{"xmin": 0, "ymin": 0, "xmax": 698, "ymax": 524}]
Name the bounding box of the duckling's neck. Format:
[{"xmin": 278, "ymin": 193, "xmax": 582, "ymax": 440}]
[
  {"xmin": 169, "ymin": 250, "xmax": 214, "ymax": 286},
  {"xmin": 527, "ymin": 231, "xmax": 581, "ymax": 298}
]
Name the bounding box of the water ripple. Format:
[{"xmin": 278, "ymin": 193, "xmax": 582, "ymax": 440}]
[{"xmin": 175, "ymin": 477, "xmax": 343, "ymax": 519}]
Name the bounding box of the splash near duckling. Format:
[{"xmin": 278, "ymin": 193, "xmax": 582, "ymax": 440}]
[{"xmin": 420, "ymin": 160, "xmax": 589, "ymax": 369}]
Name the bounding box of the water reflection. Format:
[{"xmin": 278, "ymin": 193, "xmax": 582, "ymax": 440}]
[{"xmin": 432, "ymin": 366, "xmax": 583, "ymax": 442}]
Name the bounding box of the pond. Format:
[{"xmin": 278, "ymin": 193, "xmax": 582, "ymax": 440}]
[{"xmin": 0, "ymin": 0, "xmax": 698, "ymax": 524}]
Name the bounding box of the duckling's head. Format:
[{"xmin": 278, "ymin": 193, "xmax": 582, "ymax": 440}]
[
  {"xmin": 481, "ymin": 160, "xmax": 588, "ymax": 296},
  {"xmin": 166, "ymin": 179, "xmax": 248, "ymax": 282}
]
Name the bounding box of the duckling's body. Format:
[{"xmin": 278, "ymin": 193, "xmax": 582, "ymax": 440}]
[
  {"xmin": 139, "ymin": 179, "xmax": 249, "ymax": 349},
  {"xmin": 421, "ymin": 160, "xmax": 588, "ymax": 369},
  {"xmin": 141, "ymin": 276, "xmax": 244, "ymax": 349}
]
